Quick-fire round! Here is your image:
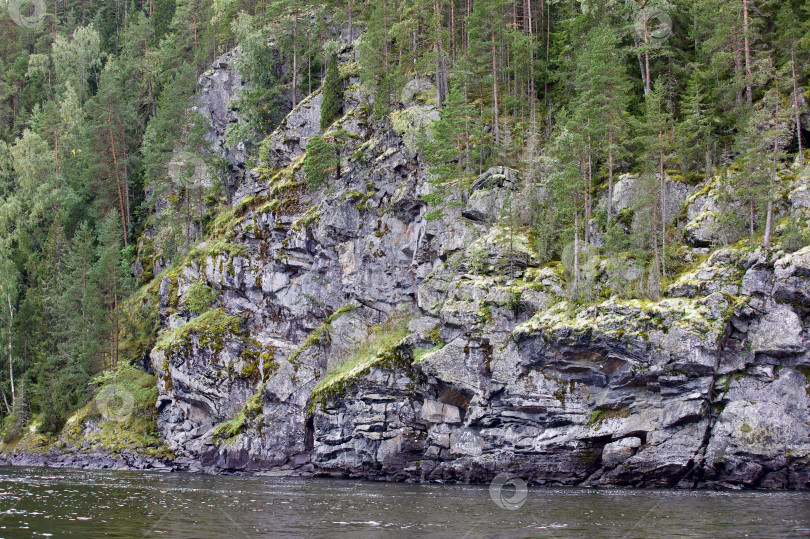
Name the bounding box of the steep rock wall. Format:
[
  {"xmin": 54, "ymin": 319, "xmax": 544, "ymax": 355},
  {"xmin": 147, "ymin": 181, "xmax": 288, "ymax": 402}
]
[{"xmin": 143, "ymin": 44, "xmax": 810, "ymax": 488}]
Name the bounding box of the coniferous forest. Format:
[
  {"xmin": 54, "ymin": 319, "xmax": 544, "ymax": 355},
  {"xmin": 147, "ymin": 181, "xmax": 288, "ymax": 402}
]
[{"xmin": 0, "ymin": 0, "xmax": 808, "ymax": 452}]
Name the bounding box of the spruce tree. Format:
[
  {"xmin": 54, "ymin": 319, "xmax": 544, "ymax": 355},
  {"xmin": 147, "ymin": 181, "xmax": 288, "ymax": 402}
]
[
  {"xmin": 57, "ymin": 222, "xmax": 103, "ymax": 376},
  {"xmin": 303, "ymin": 135, "xmax": 339, "ymax": 188},
  {"xmin": 92, "ymin": 212, "xmax": 130, "ymax": 371},
  {"xmin": 320, "ymin": 51, "xmax": 343, "ymax": 130},
  {"xmin": 419, "ymin": 85, "xmax": 479, "ymax": 197},
  {"xmin": 549, "ymin": 109, "xmax": 589, "ymax": 295},
  {"xmin": 677, "ymin": 70, "xmax": 714, "ymax": 179},
  {"xmin": 575, "ymin": 21, "xmax": 630, "ymax": 224},
  {"xmin": 633, "ymin": 80, "xmax": 673, "ymax": 278}
]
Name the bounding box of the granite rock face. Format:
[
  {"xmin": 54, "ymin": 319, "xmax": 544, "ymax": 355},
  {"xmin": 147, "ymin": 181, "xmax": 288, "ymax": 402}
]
[
  {"xmin": 196, "ymin": 49, "xmax": 247, "ymax": 175},
  {"xmin": 141, "ymin": 44, "xmax": 810, "ymax": 489}
]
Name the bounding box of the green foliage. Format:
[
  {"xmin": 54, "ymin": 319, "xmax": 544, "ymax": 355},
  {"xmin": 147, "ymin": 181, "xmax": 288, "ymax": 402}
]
[
  {"xmin": 181, "ymin": 282, "xmax": 220, "ymax": 315},
  {"xmin": 780, "ymin": 216, "xmax": 810, "ymax": 253},
  {"xmin": 311, "ymin": 308, "xmax": 412, "ymax": 396},
  {"xmin": 303, "ymin": 135, "xmax": 339, "ymax": 188},
  {"xmin": 155, "ymin": 308, "xmax": 242, "ymax": 355},
  {"xmin": 1, "ymin": 0, "xmax": 810, "ymax": 438},
  {"xmin": 212, "ymin": 384, "xmax": 264, "ymax": 443},
  {"xmin": 320, "ymin": 52, "xmax": 344, "ymax": 129},
  {"xmin": 232, "ymin": 13, "xmax": 283, "ymax": 135},
  {"xmin": 1, "ymin": 385, "xmax": 29, "ymax": 443},
  {"xmin": 677, "ymin": 71, "xmax": 715, "ymax": 177},
  {"xmin": 413, "ymin": 343, "xmax": 444, "ymax": 362},
  {"xmin": 418, "ymin": 85, "xmax": 481, "ymax": 191},
  {"xmin": 425, "ymin": 209, "xmax": 444, "ymax": 222},
  {"xmin": 67, "ymin": 363, "xmax": 165, "ymax": 455}
]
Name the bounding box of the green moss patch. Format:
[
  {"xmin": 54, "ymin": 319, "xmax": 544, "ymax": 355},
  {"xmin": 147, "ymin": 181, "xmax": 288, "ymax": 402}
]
[
  {"xmin": 212, "ymin": 384, "xmax": 265, "ymax": 444},
  {"xmin": 308, "ymin": 311, "xmax": 413, "ymax": 411},
  {"xmin": 155, "ymin": 308, "xmax": 243, "ymax": 356},
  {"xmin": 53, "ymin": 364, "xmax": 170, "ymax": 458}
]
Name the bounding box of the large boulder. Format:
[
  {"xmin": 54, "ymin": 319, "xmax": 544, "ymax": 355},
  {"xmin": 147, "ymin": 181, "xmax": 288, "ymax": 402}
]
[
  {"xmin": 602, "ymin": 437, "xmax": 643, "ymax": 468},
  {"xmin": 603, "ymin": 173, "xmax": 693, "ymax": 225}
]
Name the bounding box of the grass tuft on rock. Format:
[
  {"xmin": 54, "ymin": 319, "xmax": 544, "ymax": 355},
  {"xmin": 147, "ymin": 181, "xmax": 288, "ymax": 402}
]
[{"xmin": 310, "ymin": 309, "xmax": 413, "ymax": 400}]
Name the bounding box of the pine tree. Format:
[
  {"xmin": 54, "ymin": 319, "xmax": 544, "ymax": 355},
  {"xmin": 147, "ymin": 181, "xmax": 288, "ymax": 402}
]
[
  {"xmin": 231, "ymin": 12, "xmax": 282, "ymax": 135},
  {"xmin": 85, "ymin": 58, "xmax": 140, "ymax": 247},
  {"xmin": 57, "ymin": 222, "xmax": 103, "ymax": 376},
  {"xmin": 466, "ymin": 0, "xmax": 508, "ymax": 145},
  {"xmin": 775, "ymin": 3, "xmax": 807, "ymax": 167}
]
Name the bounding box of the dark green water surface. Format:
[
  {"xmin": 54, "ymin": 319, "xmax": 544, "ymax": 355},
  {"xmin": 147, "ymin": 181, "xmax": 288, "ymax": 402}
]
[{"xmin": 0, "ymin": 466, "xmax": 808, "ymax": 537}]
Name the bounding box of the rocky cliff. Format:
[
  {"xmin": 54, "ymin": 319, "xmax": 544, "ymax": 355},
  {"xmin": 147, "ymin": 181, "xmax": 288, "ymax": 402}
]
[
  {"xmin": 12, "ymin": 42, "xmax": 805, "ymax": 489},
  {"xmin": 131, "ymin": 43, "xmax": 810, "ymax": 489}
]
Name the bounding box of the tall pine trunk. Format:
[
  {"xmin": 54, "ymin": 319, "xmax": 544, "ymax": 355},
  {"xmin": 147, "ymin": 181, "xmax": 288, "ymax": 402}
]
[
  {"xmin": 792, "ymin": 45, "xmax": 804, "ymax": 167},
  {"xmin": 641, "ymin": 3, "xmax": 651, "ymax": 95},
  {"xmin": 764, "ymin": 75, "xmax": 781, "ymax": 250},
  {"xmin": 763, "ymin": 178, "xmax": 774, "ymax": 250},
  {"xmin": 743, "ymin": 0, "xmax": 752, "ymax": 105},
  {"xmin": 107, "ymin": 112, "xmax": 128, "ymax": 247},
  {"xmin": 660, "ymin": 145, "xmax": 666, "ymax": 278},
  {"xmin": 7, "ymin": 293, "xmax": 13, "ymax": 407},
  {"xmin": 491, "ymin": 13, "xmax": 499, "ymax": 145},
  {"xmin": 573, "ymin": 206, "xmax": 580, "ymax": 293},
  {"xmin": 292, "ymin": 9, "xmax": 298, "ymax": 108},
  {"xmin": 608, "ymin": 127, "xmax": 615, "ymax": 222}
]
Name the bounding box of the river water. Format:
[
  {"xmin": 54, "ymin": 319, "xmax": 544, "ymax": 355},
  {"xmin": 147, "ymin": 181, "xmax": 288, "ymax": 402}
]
[{"xmin": 0, "ymin": 467, "xmax": 808, "ymax": 538}]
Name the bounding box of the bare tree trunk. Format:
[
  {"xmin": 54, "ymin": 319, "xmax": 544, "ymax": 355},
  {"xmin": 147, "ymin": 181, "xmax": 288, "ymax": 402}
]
[
  {"xmin": 122, "ymin": 148, "xmax": 131, "ymax": 229},
  {"xmin": 491, "ymin": 19, "xmax": 499, "ymax": 145},
  {"xmin": 586, "ymin": 128, "xmax": 593, "ymax": 246},
  {"xmin": 653, "ymin": 181, "xmax": 660, "ymax": 279},
  {"xmin": 642, "ymin": 3, "xmax": 651, "ymax": 95},
  {"xmin": 743, "ymin": 0, "xmax": 752, "ymax": 105},
  {"xmin": 113, "ymin": 286, "xmax": 118, "ymax": 370},
  {"xmin": 197, "ymin": 160, "xmax": 204, "ymax": 242},
  {"xmin": 527, "ymin": 0, "xmax": 535, "ymax": 123},
  {"xmin": 185, "ymin": 177, "xmax": 191, "ymax": 246},
  {"xmin": 763, "ymin": 170, "xmax": 774, "ymax": 250},
  {"xmin": 7, "ymin": 293, "xmax": 13, "ymax": 407},
  {"xmin": 608, "ymin": 126, "xmax": 615, "ymax": 222},
  {"xmin": 107, "ymin": 113, "xmax": 128, "ymax": 247},
  {"xmin": 434, "ymin": 1, "xmax": 444, "ymax": 109},
  {"xmin": 660, "ymin": 145, "xmax": 667, "ymax": 279},
  {"xmin": 749, "ymin": 198, "xmax": 755, "ymax": 238},
  {"xmin": 292, "ymin": 9, "xmax": 298, "ymax": 108},
  {"xmin": 450, "ymin": 0, "xmax": 456, "ymax": 62},
  {"xmin": 764, "ymin": 74, "xmax": 780, "ymax": 250},
  {"xmin": 792, "ymin": 45, "xmax": 804, "ymax": 167},
  {"xmin": 54, "ymin": 130, "xmax": 59, "ymax": 174},
  {"xmin": 573, "ymin": 206, "xmax": 580, "ymax": 292},
  {"xmin": 544, "ymin": 0, "xmax": 550, "ymax": 109}
]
